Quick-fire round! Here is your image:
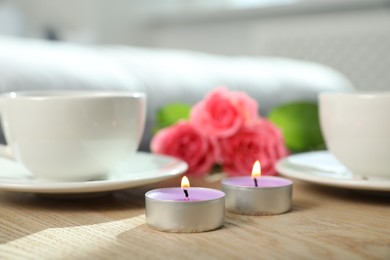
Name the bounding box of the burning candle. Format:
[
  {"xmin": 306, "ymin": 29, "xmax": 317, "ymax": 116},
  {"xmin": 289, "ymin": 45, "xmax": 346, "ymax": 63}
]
[
  {"xmin": 221, "ymin": 160, "xmax": 293, "ymax": 215},
  {"xmin": 145, "ymin": 176, "xmax": 225, "ymax": 233}
]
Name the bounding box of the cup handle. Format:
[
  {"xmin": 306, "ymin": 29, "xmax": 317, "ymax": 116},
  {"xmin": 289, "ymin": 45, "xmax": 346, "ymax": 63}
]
[
  {"xmin": 0, "ymin": 144, "xmax": 14, "ymax": 160},
  {"xmin": 0, "ymin": 98, "xmax": 16, "ymax": 161}
]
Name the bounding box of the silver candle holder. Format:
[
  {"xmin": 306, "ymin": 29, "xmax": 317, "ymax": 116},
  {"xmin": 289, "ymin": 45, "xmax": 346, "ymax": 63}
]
[
  {"xmin": 222, "ymin": 176, "xmax": 293, "ymax": 215},
  {"xmin": 145, "ymin": 187, "xmax": 225, "ymax": 233}
]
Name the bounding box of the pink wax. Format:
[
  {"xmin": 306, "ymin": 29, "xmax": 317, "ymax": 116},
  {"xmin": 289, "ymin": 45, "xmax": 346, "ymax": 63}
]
[
  {"xmin": 146, "ymin": 187, "xmax": 225, "ymax": 202},
  {"xmin": 222, "ymin": 176, "xmax": 292, "ymax": 188}
]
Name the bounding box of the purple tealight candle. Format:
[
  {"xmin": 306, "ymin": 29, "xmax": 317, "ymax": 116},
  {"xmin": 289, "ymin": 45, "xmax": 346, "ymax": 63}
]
[
  {"xmin": 145, "ymin": 176, "xmax": 225, "ymax": 233},
  {"xmin": 221, "ymin": 161, "xmax": 293, "ymax": 215}
]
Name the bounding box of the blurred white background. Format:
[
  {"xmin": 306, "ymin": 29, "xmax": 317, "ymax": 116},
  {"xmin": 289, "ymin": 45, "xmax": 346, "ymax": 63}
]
[{"xmin": 0, "ymin": 0, "xmax": 389, "ymax": 90}]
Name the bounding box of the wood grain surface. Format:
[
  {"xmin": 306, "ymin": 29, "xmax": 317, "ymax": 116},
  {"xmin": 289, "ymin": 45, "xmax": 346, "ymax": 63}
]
[{"xmin": 0, "ymin": 175, "xmax": 389, "ymax": 259}]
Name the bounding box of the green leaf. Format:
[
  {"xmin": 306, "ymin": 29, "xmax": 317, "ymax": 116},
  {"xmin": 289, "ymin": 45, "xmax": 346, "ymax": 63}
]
[
  {"xmin": 153, "ymin": 103, "xmax": 191, "ymax": 133},
  {"xmin": 268, "ymin": 102, "xmax": 325, "ymax": 153}
]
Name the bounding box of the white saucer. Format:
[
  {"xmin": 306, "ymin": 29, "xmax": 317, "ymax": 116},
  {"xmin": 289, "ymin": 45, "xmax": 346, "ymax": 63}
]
[
  {"xmin": 0, "ymin": 152, "xmax": 187, "ymax": 194},
  {"xmin": 276, "ymin": 151, "xmax": 390, "ymax": 192}
]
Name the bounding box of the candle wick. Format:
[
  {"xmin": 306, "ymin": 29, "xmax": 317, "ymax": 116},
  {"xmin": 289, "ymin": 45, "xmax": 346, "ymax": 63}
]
[
  {"xmin": 254, "ymin": 178, "xmax": 258, "ymax": 187},
  {"xmin": 183, "ymin": 189, "xmax": 189, "ymax": 198}
]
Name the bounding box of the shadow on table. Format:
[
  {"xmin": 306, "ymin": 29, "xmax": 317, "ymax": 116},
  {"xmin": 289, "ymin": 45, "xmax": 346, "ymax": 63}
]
[
  {"xmin": 291, "ymin": 199, "xmax": 318, "ymax": 213},
  {"xmin": 301, "ymin": 182, "xmax": 390, "ymax": 206}
]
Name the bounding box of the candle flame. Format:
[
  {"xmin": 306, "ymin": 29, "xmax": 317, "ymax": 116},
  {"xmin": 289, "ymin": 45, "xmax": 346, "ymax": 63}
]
[
  {"xmin": 251, "ymin": 160, "xmax": 261, "ymax": 178},
  {"xmin": 181, "ymin": 176, "xmax": 190, "ymax": 189}
]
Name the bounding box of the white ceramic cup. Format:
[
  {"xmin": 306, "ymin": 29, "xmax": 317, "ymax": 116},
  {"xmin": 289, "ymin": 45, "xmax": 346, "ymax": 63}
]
[
  {"xmin": 0, "ymin": 91, "xmax": 146, "ymax": 181},
  {"xmin": 319, "ymin": 92, "xmax": 390, "ymax": 179}
]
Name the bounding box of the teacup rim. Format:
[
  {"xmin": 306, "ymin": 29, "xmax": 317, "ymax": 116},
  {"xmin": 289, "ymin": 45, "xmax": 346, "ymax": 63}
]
[
  {"xmin": 0, "ymin": 90, "xmax": 146, "ymax": 100},
  {"xmin": 320, "ymin": 91, "xmax": 390, "ymax": 99}
]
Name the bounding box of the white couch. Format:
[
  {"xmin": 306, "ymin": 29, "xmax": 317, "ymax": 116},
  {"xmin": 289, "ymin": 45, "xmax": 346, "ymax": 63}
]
[{"xmin": 0, "ymin": 36, "xmax": 353, "ymax": 150}]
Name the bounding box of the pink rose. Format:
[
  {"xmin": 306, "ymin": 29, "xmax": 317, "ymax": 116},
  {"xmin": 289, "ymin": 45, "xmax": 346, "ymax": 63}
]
[
  {"xmin": 150, "ymin": 121, "xmax": 215, "ymax": 177},
  {"xmin": 190, "ymin": 87, "xmax": 259, "ymax": 138},
  {"xmin": 216, "ymin": 119, "xmax": 288, "ymax": 176}
]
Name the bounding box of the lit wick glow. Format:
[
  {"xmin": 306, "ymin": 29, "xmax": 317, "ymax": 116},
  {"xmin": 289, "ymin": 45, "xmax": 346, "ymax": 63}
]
[
  {"xmin": 181, "ymin": 176, "xmax": 190, "ymax": 198},
  {"xmin": 251, "ymin": 161, "xmax": 261, "ymax": 187}
]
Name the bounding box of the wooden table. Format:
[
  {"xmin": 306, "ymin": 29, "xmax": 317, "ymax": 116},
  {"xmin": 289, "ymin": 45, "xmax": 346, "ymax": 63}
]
[{"xmin": 0, "ymin": 174, "xmax": 389, "ymax": 259}]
